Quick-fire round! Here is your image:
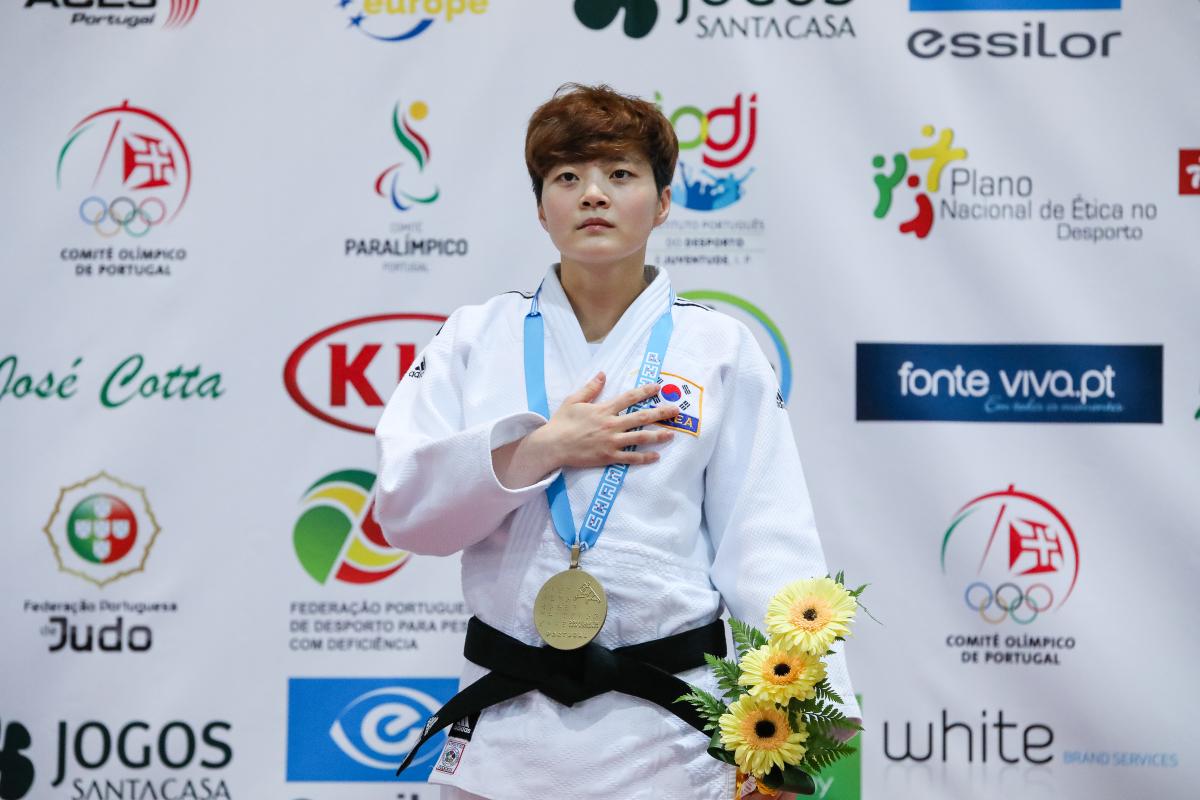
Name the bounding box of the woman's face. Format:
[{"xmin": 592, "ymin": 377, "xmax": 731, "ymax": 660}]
[{"xmin": 537, "ymin": 155, "xmax": 670, "ymax": 267}]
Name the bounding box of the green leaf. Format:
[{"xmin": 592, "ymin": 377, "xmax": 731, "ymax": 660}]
[
  {"xmin": 780, "ymin": 764, "xmax": 817, "ymax": 795},
  {"xmin": 676, "ymin": 689, "xmax": 727, "ymax": 732},
  {"xmin": 706, "ymin": 731, "xmax": 737, "ymax": 765},
  {"xmin": 813, "ymin": 679, "xmax": 844, "ymax": 706},
  {"xmin": 705, "ymin": 652, "xmax": 745, "ymax": 701},
  {"xmin": 798, "ymin": 739, "xmax": 857, "ymax": 773},
  {"xmin": 729, "ymin": 617, "xmax": 768, "ymax": 659}
]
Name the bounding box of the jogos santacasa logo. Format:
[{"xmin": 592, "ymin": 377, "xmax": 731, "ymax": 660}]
[
  {"xmin": 42, "ymin": 472, "xmax": 162, "ymax": 588},
  {"xmin": 24, "ymin": 0, "xmax": 200, "ymax": 29},
  {"xmin": 57, "ymin": 101, "xmax": 191, "ymax": 237},
  {"xmin": 287, "ymin": 678, "xmax": 457, "ymax": 782},
  {"xmin": 284, "ymin": 313, "xmax": 447, "ymax": 435},
  {"xmin": 657, "ymin": 91, "xmax": 756, "ymax": 212},
  {"xmin": 295, "ymin": 470, "xmax": 410, "ymax": 585},
  {"xmin": 941, "ymin": 485, "xmax": 1079, "ymax": 625},
  {"xmin": 335, "ymin": 0, "xmax": 487, "ymax": 42},
  {"xmin": 574, "ymin": 0, "xmax": 855, "ymax": 41},
  {"xmin": 679, "ymin": 291, "xmax": 792, "ymax": 403},
  {"xmin": 872, "ymin": 125, "xmax": 966, "ymax": 239},
  {"xmin": 375, "ymin": 100, "xmax": 439, "ymax": 212}
]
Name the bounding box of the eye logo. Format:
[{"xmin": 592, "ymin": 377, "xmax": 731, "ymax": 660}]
[
  {"xmin": 337, "ymin": 0, "xmax": 488, "ymax": 43},
  {"xmin": 57, "ymin": 101, "xmax": 192, "ymax": 238},
  {"xmin": 375, "ymin": 101, "xmax": 439, "ymax": 212},
  {"xmin": 574, "ymin": 0, "xmax": 659, "ymax": 39},
  {"xmin": 330, "ymin": 687, "xmax": 442, "ymax": 769},
  {"xmin": 679, "ymin": 291, "xmax": 792, "ymax": 402},
  {"xmin": 941, "ymin": 485, "xmax": 1080, "ymax": 625},
  {"xmin": 0, "ymin": 719, "xmax": 35, "ymax": 800},
  {"xmin": 293, "ymin": 470, "xmax": 410, "ymax": 585},
  {"xmin": 871, "ymin": 125, "xmax": 967, "ymax": 239},
  {"xmin": 659, "ymin": 92, "xmax": 757, "ymax": 212},
  {"xmin": 42, "ymin": 472, "xmax": 162, "ymax": 588}
]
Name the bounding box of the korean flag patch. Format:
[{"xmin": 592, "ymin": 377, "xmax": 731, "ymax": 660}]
[{"xmin": 654, "ymin": 372, "xmax": 703, "ymax": 437}]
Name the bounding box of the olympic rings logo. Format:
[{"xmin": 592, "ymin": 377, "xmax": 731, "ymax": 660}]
[
  {"xmin": 79, "ymin": 196, "xmax": 167, "ymax": 238},
  {"xmin": 963, "ymin": 581, "xmax": 1054, "ymax": 625}
]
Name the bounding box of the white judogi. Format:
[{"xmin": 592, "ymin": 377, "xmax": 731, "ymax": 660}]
[{"xmin": 374, "ymin": 265, "xmax": 860, "ymax": 800}]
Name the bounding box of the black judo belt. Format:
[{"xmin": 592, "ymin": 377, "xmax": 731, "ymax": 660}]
[{"xmin": 395, "ymin": 615, "xmax": 727, "ymax": 776}]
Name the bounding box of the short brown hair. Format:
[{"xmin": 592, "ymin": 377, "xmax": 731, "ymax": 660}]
[{"xmin": 525, "ymin": 83, "xmax": 678, "ymax": 204}]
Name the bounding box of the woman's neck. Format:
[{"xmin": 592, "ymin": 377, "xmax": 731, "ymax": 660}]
[{"xmin": 558, "ymin": 255, "xmax": 651, "ymax": 343}]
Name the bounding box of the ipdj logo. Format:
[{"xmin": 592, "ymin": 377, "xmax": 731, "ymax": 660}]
[
  {"xmin": 57, "ymin": 101, "xmax": 191, "ymax": 237},
  {"xmin": 42, "ymin": 472, "xmax": 162, "ymax": 587},
  {"xmin": 1179, "ymin": 150, "xmax": 1200, "ymax": 196},
  {"xmin": 294, "ymin": 470, "xmax": 410, "ymax": 585},
  {"xmin": 375, "ymin": 100, "xmax": 439, "ymax": 212},
  {"xmin": 287, "ymin": 678, "xmax": 458, "ymax": 782},
  {"xmin": 336, "ymin": 0, "xmax": 487, "ymax": 42},
  {"xmin": 872, "ymin": 126, "xmax": 967, "ymax": 239},
  {"xmin": 941, "ymin": 485, "xmax": 1079, "ymax": 625},
  {"xmin": 284, "ymin": 313, "xmax": 446, "ymax": 435},
  {"xmin": 657, "ymin": 92, "xmax": 756, "ymax": 212},
  {"xmin": 0, "ymin": 719, "xmax": 34, "ymax": 800},
  {"xmin": 679, "ymin": 291, "xmax": 791, "ymax": 402}
]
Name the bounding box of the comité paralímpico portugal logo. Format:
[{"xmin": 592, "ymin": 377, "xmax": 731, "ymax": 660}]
[
  {"xmin": 941, "ymin": 485, "xmax": 1079, "ymax": 625},
  {"xmin": 294, "ymin": 470, "xmax": 410, "ymax": 585},
  {"xmin": 42, "ymin": 471, "xmax": 162, "ymax": 588},
  {"xmin": 336, "ymin": 0, "xmax": 488, "ymax": 42},
  {"xmin": 658, "ymin": 91, "xmax": 757, "ymax": 212},
  {"xmin": 872, "ymin": 125, "xmax": 967, "ymax": 239},
  {"xmin": 375, "ymin": 100, "xmax": 439, "ymax": 212},
  {"xmin": 57, "ymin": 101, "xmax": 192, "ymax": 237}
]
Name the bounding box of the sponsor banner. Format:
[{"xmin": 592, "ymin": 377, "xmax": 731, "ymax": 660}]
[
  {"xmin": 286, "ymin": 677, "xmax": 458, "ymax": 782},
  {"xmin": 856, "ymin": 343, "xmax": 1162, "ymax": 423}
]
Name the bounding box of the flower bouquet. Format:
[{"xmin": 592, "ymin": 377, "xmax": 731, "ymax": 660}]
[{"xmin": 678, "ymin": 573, "xmax": 866, "ymax": 797}]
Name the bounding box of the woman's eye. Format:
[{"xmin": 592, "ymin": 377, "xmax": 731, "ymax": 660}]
[
  {"xmin": 612, "ymin": 169, "xmax": 632, "ymax": 179},
  {"xmin": 557, "ymin": 172, "xmax": 577, "ymax": 182}
]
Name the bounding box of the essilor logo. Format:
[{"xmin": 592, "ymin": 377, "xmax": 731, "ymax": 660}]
[
  {"xmin": 941, "ymin": 485, "xmax": 1079, "ymax": 625},
  {"xmin": 330, "ymin": 686, "xmax": 443, "ymax": 770}
]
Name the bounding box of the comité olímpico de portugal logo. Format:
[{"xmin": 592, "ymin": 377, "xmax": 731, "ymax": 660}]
[
  {"xmin": 57, "ymin": 101, "xmax": 191, "ymax": 278},
  {"xmin": 335, "ymin": 0, "xmax": 488, "ymax": 42},
  {"xmin": 23, "ymin": 0, "xmax": 199, "ymax": 30},
  {"xmin": 649, "ymin": 92, "xmax": 764, "ymax": 268},
  {"xmin": 907, "ymin": 1, "xmax": 1121, "ymax": 61},
  {"xmin": 284, "ymin": 313, "xmax": 447, "ymax": 435},
  {"xmin": 346, "ymin": 98, "xmax": 468, "ymax": 273},
  {"xmin": 295, "ymin": 470, "xmax": 410, "ymax": 585},
  {"xmin": 942, "ymin": 485, "xmax": 1081, "ymax": 666},
  {"xmin": 873, "ymin": 124, "xmax": 1158, "ymax": 244},
  {"xmin": 42, "ymin": 472, "xmax": 162, "ymax": 588},
  {"xmin": 574, "ymin": 0, "xmax": 855, "ymax": 42}
]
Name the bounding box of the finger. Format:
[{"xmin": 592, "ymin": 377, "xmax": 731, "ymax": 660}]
[
  {"xmin": 615, "ymin": 429, "xmax": 673, "ymax": 449},
  {"xmin": 621, "ymin": 403, "xmax": 680, "ymax": 430},
  {"xmin": 605, "ymin": 381, "xmax": 663, "ymax": 413},
  {"xmin": 563, "ymin": 372, "xmax": 605, "ymax": 405},
  {"xmin": 608, "ymin": 448, "xmax": 660, "ymax": 466}
]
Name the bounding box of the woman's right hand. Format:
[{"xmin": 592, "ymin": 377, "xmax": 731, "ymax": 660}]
[{"xmin": 531, "ymin": 372, "xmax": 678, "ymax": 469}]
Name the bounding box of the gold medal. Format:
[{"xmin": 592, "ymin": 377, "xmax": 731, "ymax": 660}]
[{"xmin": 533, "ymin": 544, "xmax": 608, "ymax": 650}]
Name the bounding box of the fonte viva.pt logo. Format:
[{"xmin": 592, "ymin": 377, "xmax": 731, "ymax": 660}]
[
  {"xmin": 57, "ymin": 101, "xmax": 191, "ymax": 237},
  {"xmin": 336, "ymin": 0, "xmax": 487, "ymax": 42},
  {"xmin": 24, "ymin": 0, "xmax": 200, "ymax": 29},
  {"xmin": 42, "ymin": 472, "xmax": 162, "ymax": 588},
  {"xmin": 942, "ymin": 485, "xmax": 1079, "ymax": 625},
  {"xmin": 294, "ymin": 470, "xmax": 410, "ymax": 585},
  {"xmin": 0, "ymin": 718, "xmax": 34, "ymax": 800},
  {"xmin": 375, "ymin": 100, "xmax": 439, "ymax": 212},
  {"xmin": 872, "ymin": 125, "xmax": 966, "ymax": 239},
  {"xmin": 658, "ymin": 92, "xmax": 755, "ymax": 212}
]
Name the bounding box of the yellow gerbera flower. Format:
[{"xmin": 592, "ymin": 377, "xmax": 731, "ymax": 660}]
[
  {"xmin": 765, "ymin": 577, "xmax": 857, "ymax": 656},
  {"xmin": 738, "ymin": 644, "xmax": 827, "ymax": 704},
  {"xmin": 718, "ymin": 694, "xmax": 808, "ymax": 778}
]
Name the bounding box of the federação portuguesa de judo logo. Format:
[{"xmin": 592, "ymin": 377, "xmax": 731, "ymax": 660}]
[
  {"xmin": 657, "ymin": 91, "xmax": 756, "ymax": 212},
  {"xmin": 57, "ymin": 101, "xmax": 192, "ymax": 237},
  {"xmin": 374, "ymin": 100, "xmax": 440, "ymax": 212},
  {"xmin": 872, "ymin": 125, "xmax": 967, "ymax": 239}
]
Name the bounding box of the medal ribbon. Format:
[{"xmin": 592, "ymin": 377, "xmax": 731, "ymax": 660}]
[{"xmin": 523, "ymin": 286, "xmax": 674, "ymax": 554}]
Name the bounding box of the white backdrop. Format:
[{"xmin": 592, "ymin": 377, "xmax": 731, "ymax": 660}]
[{"xmin": 2, "ymin": 1, "xmax": 1198, "ymax": 799}]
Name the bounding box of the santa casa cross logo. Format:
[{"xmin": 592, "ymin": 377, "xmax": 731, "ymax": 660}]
[
  {"xmin": 57, "ymin": 101, "xmax": 192, "ymax": 237},
  {"xmin": 375, "ymin": 100, "xmax": 439, "ymax": 212},
  {"xmin": 872, "ymin": 125, "xmax": 967, "ymax": 239},
  {"xmin": 658, "ymin": 92, "xmax": 757, "ymax": 212},
  {"xmin": 941, "ymin": 485, "xmax": 1079, "ymax": 625},
  {"xmin": 294, "ymin": 469, "xmax": 411, "ymax": 585},
  {"xmin": 335, "ymin": 0, "xmax": 488, "ymax": 42}
]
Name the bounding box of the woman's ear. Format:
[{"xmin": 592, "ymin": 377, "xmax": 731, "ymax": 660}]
[
  {"xmin": 537, "ymin": 201, "xmax": 548, "ymax": 231},
  {"xmin": 653, "ymin": 184, "xmax": 672, "ymax": 227}
]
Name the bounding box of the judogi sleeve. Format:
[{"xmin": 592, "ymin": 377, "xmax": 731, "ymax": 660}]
[
  {"xmin": 704, "ymin": 325, "xmax": 862, "ymax": 721},
  {"xmin": 373, "ymin": 309, "xmax": 558, "ymax": 557}
]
